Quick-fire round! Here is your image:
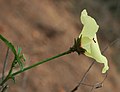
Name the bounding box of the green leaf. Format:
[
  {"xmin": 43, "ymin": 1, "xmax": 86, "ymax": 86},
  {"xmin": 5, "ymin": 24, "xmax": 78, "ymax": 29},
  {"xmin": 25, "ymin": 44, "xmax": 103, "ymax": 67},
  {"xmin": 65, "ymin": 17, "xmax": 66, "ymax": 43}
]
[
  {"xmin": 11, "ymin": 76, "xmax": 16, "ymax": 83},
  {"xmin": 17, "ymin": 47, "xmax": 22, "ymax": 56},
  {"xmin": 0, "ymin": 35, "xmax": 24, "ymax": 70},
  {"xmin": 16, "ymin": 57, "xmax": 24, "ymax": 70},
  {"xmin": 0, "ymin": 35, "xmax": 16, "ymax": 55},
  {"xmin": 19, "ymin": 54, "xmax": 26, "ymax": 62}
]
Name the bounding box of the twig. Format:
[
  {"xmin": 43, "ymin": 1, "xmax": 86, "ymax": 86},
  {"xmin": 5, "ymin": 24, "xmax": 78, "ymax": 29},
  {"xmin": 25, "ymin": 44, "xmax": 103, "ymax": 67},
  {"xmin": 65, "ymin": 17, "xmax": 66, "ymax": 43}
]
[
  {"xmin": 81, "ymin": 83, "xmax": 94, "ymax": 87},
  {"xmin": 71, "ymin": 61, "xmax": 95, "ymax": 92},
  {"xmin": 102, "ymin": 38, "xmax": 120, "ymax": 53},
  {"xmin": 89, "ymin": 72, "xmax": 108, "ymax": 92},
  {"xmin": 2, "ymin": 47, "xmax": 9, "ymax": 80},
  {"xmin": 101, "ymin": 72, "xmax": 108, "ymax": 84},
  {"xmin": 89, "ymin": 86, "xmax": 94, "ymax": 92},
  {"xmin": 0, "ymin": 48, "xmax": 9, "ymax": 92}
]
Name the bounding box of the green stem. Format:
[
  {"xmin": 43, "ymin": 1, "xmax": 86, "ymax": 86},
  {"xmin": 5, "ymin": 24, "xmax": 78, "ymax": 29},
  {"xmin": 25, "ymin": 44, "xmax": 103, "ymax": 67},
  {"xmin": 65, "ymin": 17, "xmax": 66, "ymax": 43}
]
[
  {"xmin": 12, "ymin": 50, "xmax": 71, "ymax": 77},
  {"xmin": 0, "ymin": 50, "xmax": 72, "ymax": 85},
  {"xmin": 0, "ymin": 58, "xmax": 16, "ymax": 86}
]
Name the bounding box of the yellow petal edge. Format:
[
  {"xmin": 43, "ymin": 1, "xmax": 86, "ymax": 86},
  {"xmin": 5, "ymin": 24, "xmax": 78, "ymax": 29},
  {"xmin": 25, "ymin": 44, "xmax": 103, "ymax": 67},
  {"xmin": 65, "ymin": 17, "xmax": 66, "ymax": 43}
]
[{"xmin": 79, "ymin": 9, "xmax": 109, "ymax": 73}]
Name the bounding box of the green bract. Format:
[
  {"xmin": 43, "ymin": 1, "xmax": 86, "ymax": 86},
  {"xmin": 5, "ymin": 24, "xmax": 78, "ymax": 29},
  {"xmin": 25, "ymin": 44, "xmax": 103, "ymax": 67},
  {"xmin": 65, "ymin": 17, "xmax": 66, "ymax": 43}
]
[{"xmin": 79, "ymin": 9, "xmax": 109, "ymax": 73}]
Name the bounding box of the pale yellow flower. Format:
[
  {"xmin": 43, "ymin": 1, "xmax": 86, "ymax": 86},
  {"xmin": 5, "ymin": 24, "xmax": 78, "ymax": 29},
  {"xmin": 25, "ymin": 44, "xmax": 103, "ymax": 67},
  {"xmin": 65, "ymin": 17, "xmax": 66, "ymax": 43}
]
[{"xmin": 79, "ymin": 9, "xmax": 109, "ymax": 73}]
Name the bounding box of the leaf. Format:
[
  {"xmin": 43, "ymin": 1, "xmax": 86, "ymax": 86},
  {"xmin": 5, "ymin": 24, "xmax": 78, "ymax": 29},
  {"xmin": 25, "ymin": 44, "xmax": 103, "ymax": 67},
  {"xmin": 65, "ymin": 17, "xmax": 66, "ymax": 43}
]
[
  {"xmin": 20, "ymin": 54, "xmax": 26, "ymax": 62},
  {"xmin": 16, "ymin": 56, "xmax": 24, "ymax": 70},
  {"xmin": 11, "ymin": 76, "xmax": 16, "ymax": 83},
  {"xmin": 79, "ymin": 9, "xmax": 109, "ymax": 73},
  {"xmin": 0, "ymin": 35, "xmax": 24, "ymax": 70},
  {"xmin": 0, "ymin": 35, "xmax": 16, "ymax": 55},
  {"xmin": 17, "ymin": 47, "xmax": 22, "ymax": 56}
]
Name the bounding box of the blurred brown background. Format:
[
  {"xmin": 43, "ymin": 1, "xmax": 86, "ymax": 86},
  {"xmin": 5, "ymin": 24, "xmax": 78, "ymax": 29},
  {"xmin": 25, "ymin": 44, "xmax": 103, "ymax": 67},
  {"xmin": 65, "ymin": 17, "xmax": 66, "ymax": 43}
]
[{"xmin": 0, "ymin": 0, "xmax": 120, "ymax": 92}]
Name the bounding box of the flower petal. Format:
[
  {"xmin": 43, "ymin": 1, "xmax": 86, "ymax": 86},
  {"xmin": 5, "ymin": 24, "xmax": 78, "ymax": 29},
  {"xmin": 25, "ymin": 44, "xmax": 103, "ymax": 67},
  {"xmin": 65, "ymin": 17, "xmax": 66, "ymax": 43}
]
[
  {"xmin": 90, "ymin": 35, "xmax": 109, "ymax": 73},
  {"xmin": 79, "ymin": 9, "xmax": 99, "ymax": 39}
]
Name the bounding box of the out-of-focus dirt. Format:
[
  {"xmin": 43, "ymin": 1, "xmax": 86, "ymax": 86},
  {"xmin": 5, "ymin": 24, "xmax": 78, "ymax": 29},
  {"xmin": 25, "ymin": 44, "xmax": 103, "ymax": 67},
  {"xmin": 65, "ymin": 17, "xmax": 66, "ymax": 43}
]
[{"xmin": 0, "ymin": 0, "xmax": 120, "ymax": 92}]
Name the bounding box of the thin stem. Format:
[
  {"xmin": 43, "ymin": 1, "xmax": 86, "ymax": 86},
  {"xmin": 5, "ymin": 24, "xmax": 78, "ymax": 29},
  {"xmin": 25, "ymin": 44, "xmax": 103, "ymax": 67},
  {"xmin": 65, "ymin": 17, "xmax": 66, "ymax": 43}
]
[
  {"xmin": 1, "ymin": 58, "xmax": 17, "ymax": 86},
  {"xmin": 2, "ymin": 48, "xmax": 9, "ymax": 80},
  {"xmin": 71, "ymin": 61, "xmax": 95, "ymax": 92},
  {"xmin": 0, "ymin": 84, "xmax": 8, "ymax": 92},
  {"xmin": 0, "ymin": 50, "xmax": 71, "ymax": 85},
  {"xmin": 89, "ymin": 86, "xmax": 94, "ymax": 92},
  {"xmin": 81, "ymin": 83, "xmax": 94, "ymax": 87},
  {"xmin": 12, "ymin": 50, "xmax": 71, "ymax": 76},
  {"xmin": 100, "ymin": 72, "xmax": 108, "ymax": 84}
]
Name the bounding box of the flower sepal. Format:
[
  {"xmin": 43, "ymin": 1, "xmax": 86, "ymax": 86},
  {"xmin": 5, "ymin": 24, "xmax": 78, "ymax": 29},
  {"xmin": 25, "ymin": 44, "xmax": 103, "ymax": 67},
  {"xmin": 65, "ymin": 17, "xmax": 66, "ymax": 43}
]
[{"xmin": 70, "ymin": 36, "xmax": 86, "ymax": 55}]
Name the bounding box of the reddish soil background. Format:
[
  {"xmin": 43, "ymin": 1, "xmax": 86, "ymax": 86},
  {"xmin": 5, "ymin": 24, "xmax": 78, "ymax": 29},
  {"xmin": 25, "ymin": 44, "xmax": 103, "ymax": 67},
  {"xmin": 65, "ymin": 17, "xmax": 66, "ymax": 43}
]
[{"xmin": 0, "ymin": 0, "xmax": 120, "ymax": 92}]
